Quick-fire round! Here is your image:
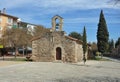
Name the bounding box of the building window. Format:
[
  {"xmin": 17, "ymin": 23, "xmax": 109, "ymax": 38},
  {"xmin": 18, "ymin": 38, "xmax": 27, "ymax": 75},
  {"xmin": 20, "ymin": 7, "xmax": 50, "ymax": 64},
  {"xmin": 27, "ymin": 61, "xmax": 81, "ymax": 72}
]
[
  {"xmin": 8, "ymin": 17, "xmax": 13, "ymax": 24},
  {"xmin": 0, "ymin": 26, "xmax": 2, "ymax": 30},
  {"xmin": 12, "ymin": 25, "xmax": 17, "ymax": 28},
  {"xmin": 13, "ymin": 21, "xmax": 17, "ymax": 25},
  {"xmin": 0, "ymin": 17, "xmax": 2, "ymax": 22}
]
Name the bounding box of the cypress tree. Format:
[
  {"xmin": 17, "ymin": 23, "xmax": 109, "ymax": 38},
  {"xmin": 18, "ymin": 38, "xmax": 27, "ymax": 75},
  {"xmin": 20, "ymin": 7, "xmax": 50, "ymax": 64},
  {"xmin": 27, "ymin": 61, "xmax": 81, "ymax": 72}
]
[
  {"xmin": 82, "ymin": 26, "xmax": 87, "ymax": 55},
  {"xmin": 97, "ymin": 10, "xmax": 109, "ymax": 53}
]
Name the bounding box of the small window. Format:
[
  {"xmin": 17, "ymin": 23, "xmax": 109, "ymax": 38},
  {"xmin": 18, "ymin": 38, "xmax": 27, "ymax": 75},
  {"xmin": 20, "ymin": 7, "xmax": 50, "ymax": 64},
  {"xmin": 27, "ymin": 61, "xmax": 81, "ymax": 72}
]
[
  {"xmin": 13, "ymin": 21, "xmax": 17, "ymax": 25},
  {"xmin": 0, "ymin": 17, "xmax": 2, "ymax": 22},
  {"xmin": 12, "ymin": 25, "xmax": 17, "ymax": 28},
  {"xmin": 8, "ymin": 17, "xmax": 13, "ymax": 24},
  {"xmin": 0, "ymin": 26, "xmax": 2, "ymax": 30}
]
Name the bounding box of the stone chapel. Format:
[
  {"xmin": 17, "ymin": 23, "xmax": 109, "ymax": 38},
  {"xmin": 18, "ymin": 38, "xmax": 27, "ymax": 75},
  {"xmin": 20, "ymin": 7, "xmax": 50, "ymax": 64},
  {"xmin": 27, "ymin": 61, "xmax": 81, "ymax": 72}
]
[{"xmin": 31, "ymin": 15, "xmax": 84, "ymax": 63}]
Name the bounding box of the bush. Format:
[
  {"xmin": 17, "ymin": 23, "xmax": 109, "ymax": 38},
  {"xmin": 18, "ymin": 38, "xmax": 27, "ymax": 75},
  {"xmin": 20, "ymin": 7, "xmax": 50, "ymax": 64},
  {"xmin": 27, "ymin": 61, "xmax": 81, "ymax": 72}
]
[{"xmin": 96, "ymin": 51, "xmax": 101, "ymax": 56}]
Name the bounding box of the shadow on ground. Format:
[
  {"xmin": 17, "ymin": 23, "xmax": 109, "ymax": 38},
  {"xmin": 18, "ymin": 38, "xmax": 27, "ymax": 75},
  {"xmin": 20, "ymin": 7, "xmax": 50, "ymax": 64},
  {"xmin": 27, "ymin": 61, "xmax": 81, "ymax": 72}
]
[{"xmin": 55, "ymin": 77, "xmax": 120, "ymax": 82}]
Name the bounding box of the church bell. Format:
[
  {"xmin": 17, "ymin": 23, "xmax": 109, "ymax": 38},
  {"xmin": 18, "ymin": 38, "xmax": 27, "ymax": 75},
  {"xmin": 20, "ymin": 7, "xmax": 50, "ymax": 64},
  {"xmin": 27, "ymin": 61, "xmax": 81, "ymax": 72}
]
[{"xmin": 56, "ymin": 23, "xmax": 59, "ymax": 29}]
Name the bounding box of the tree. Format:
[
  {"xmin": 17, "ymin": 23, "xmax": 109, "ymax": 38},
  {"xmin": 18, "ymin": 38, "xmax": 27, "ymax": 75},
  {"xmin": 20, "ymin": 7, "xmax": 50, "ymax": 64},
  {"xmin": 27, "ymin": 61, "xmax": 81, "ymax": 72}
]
[
  {"xmin": 109, "ymin": 0, "xmax": 120, "ymax": 5},
  {"xmin": 69, "ymin": 32, "xmax": 82, "ymax": 40},
  {"xmin": 115, "ymin": 37, "xmax": 120, "ymax": 48},
  {"xmin": 82, "ymin": 26, "xmax": 87, "ymax": 55},
  {"xmin": 97, "ymin": 10, "xmax": 109, "ymax": 53},
  {"xmin": 114, "ymin": 0, "xmax": 120, "ymax": 4},
  {"xmin": 2, "ymin": 27, "xmax": 32, "ymax": 57},
  {"xmin": 82, "ymin": 26, "xmax": 87, "ymax": 64},
  {"xmin": 2, "ymin": 24, "xmax": 49, "ymax": 57},
  {"xmin": 91, "ymin": 42, "xmax": 98, "ymax": 55},
  {"xmin": 32, "ymin": 25, "xmax": 49, "ymax": 37},
  {"xmin": 108, "ymin": 39, "xmax": 114, "ymax": 53}
]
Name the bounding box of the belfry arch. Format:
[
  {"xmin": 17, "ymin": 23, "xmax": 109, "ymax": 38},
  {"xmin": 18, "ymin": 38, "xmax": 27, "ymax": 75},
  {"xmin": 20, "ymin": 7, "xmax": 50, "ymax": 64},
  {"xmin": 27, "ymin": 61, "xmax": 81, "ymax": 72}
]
[{"xmin": 51, "ymin": 15, "xmax": 63, "ymax": 31}]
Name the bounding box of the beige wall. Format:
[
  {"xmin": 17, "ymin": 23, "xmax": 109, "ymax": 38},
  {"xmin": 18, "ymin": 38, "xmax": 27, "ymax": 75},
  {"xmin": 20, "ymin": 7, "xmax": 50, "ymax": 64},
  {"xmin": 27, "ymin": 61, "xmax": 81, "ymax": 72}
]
[
  {"xmin": 0, "ymin": 15, "xmax": 7, "ymax": 33},
  {"xmin": 0, "ymin": 15, "xmax": 18, "ymax": 36}
]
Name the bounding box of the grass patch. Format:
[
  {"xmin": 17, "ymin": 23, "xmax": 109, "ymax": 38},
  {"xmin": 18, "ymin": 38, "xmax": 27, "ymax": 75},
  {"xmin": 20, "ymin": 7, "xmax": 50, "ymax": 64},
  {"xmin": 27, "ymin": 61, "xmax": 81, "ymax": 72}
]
[
  {"xmin": 6, "ymin": 58, "xmax": 26, "ymax": 61},
  {"xmin": 95, "ymin": 56, "xmax": 110, "ymax": 61},
  {"xmin": 3, "ymin": 57, "xmax": 33, "ymax": 62},
  {"xmin": 89, "ymin": 56, "xmax": 111, "ymax": 61},
  {"xmin": 99, "ymin": 58, "xmax": 111, "ymax": 61}
]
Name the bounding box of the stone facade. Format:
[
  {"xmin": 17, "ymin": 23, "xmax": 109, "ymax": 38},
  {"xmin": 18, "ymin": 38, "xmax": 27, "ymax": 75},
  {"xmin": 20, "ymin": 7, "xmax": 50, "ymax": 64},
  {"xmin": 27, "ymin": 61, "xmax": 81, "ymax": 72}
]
[
  {"xmin": 112, "ymin": 45, "xmax": 120, "ymax": 58},
  {"xmin": 31, "ymin": 15, "xmax": 84, "ymax": 63}
]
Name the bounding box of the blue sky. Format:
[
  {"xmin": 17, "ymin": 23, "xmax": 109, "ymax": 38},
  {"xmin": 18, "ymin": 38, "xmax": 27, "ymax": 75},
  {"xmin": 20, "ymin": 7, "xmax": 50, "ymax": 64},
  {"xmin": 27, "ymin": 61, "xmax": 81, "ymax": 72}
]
[{"xmin": 0, "ymin": 0, "xmax": 120, "ymax": 42}]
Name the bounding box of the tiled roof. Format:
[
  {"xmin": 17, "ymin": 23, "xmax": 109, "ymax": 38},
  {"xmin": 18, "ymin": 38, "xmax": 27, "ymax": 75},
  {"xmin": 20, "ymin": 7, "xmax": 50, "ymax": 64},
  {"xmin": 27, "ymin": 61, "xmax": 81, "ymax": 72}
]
[
  {"xmin": 52, "ymin": 15, "xmax": 63, "ymax": 19},
  {"xmin": 31, "ymin": 34, "xmax": 83, "ymax": 44},
  {"xmin": 30, "ymin": 36, "xmax": 41, "ymax": 42},
  {"xmin": 65, "ymin": 36, "xmax": 83, "ymax": 44},
  {"xmin": 0, "ymin": 13, "xmax": 18, "ymax": 19},
  {"xmin": 21, "ymin": 22, "xmax": 39, "ymax": 26}
]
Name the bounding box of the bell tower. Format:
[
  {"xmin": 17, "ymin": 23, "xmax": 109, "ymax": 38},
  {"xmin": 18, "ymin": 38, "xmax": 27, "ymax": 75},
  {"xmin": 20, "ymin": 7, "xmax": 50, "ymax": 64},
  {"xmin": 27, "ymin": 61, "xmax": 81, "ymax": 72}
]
[{"xmin": 51, "ymin": 15, "xmax": 63, "ymax": 31}]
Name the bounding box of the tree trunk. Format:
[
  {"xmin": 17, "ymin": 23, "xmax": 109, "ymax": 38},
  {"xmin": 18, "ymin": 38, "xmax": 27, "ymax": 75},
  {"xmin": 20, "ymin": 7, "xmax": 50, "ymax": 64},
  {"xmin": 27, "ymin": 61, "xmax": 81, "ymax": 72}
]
[{"xmin": 23, "ymin": 46, "xmax": 25, "ymax": 57}]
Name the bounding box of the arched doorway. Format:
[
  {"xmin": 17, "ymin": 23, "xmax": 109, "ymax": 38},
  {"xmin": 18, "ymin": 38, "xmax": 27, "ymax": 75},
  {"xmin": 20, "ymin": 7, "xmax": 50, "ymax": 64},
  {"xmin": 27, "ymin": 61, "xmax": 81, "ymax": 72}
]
[{"xmin": 56, "ymin": 47, "xmax": 62, "ymax": 60}]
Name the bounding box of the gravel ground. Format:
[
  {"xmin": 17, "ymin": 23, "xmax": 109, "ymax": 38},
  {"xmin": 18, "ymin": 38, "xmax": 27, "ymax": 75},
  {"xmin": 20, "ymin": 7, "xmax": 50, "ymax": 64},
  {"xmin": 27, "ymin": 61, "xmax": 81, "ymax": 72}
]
[
  {"xmin": 0, "ymin": 60, "xmax": 120, "ymax": 82},
  {"xmin": 0, "ymin": 61, "xmax": 24, "ymax": 67}
]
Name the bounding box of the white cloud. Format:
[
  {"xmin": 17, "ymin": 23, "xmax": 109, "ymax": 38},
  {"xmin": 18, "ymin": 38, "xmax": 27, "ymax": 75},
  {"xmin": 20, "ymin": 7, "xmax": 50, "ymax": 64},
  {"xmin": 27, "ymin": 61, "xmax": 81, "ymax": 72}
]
[
  {"xmin": 32, "ymin": 0, "xmax": 120, "ymax": 15},
  {"xmin": 0, "ymin": 0, "xmax": 119, "ymax": 14},
  {"xmin": 34, "ymin": 0, "xmax": 120, "ymax": 9},
  {"xmin": 65, "ymin": 17, "xmax": 99, "ymax": 24},
  {"xmin": 0, "ymin": 0, "xmax": 32, "ymax": 9},
  {"xmin": 0, "ymin": 0, "xmax": 119, "ymax": 26}
]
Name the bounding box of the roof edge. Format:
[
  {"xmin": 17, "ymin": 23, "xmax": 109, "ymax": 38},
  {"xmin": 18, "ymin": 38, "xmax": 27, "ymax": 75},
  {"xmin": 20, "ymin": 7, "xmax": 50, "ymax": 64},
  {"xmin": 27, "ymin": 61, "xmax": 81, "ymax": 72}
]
[{"xmin": 0, "ymin": 13, "xmax": 18, "ymax": 19}]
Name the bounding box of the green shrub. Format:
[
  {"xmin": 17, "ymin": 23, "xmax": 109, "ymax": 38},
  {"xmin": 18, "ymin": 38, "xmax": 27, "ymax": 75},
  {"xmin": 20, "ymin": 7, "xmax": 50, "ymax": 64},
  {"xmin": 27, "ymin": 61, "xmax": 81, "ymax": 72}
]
[{"xmin": 96, "ymin": 51, "xmax": 101, "ymax": 56}]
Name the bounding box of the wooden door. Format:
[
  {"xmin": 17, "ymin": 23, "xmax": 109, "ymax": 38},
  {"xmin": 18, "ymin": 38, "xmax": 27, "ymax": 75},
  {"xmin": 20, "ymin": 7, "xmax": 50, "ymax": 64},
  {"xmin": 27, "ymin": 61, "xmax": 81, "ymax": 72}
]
[{"xmin": 56, "ymin": 47, "xmax": 61, "ymax": 60}]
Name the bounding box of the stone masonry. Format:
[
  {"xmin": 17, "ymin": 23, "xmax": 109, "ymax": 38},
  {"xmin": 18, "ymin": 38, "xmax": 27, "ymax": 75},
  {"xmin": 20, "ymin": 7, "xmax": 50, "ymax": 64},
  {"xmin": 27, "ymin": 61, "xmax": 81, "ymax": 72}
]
[{"xmin": 31, "ymin": 15, "xmax": 84, "ymax": 63}]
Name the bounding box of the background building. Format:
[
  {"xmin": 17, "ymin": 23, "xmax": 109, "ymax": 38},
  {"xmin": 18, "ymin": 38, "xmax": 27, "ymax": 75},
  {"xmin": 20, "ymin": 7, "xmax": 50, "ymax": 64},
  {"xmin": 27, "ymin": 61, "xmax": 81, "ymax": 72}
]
[{"xmin": 0, "ymin": 8, "xmax": 19, "ymax": 37}]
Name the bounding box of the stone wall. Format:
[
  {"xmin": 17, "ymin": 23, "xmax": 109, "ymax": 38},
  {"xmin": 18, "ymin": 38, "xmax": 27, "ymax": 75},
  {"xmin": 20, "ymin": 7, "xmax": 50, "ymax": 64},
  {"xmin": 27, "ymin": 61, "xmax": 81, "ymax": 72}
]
[
  {"xmin": 31, "ymin": 31, "xmax": 83, "ymax": 63},
  {"xmin": 76, "ymin": 44, "xmax": 83, "ymax": 62},
  {"xmin": 31, "ymin": 15, "xmax": 84, "ymax": 63},
  {"xmin": 112, "ymin": 45, "xmax": 120, "ymax": 58},
  {"xmin": 62, "ymin": 37, "xmax": 76, "ymax": 62},
  {"xmin": 31, "ymin": 33, "xmax": 54, "ymax": 62}
]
